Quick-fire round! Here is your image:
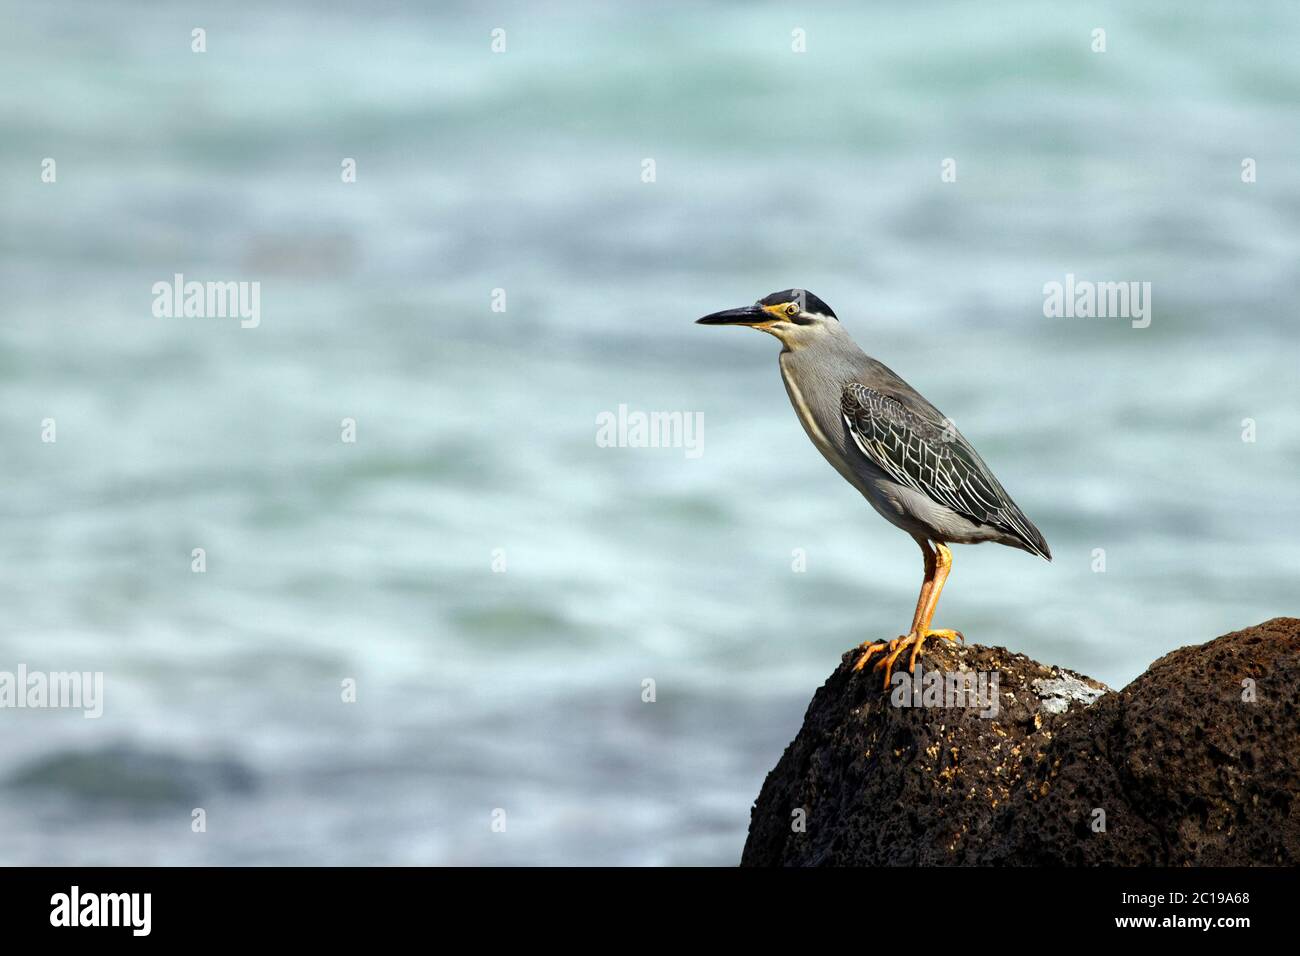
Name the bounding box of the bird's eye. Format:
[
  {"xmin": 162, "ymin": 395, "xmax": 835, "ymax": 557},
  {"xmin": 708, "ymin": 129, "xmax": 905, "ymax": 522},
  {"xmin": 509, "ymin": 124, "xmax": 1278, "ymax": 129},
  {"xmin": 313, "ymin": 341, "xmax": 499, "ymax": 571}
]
[{"xmin": 785, "ymin": 304, "xmax": 799, "ymax": 316}]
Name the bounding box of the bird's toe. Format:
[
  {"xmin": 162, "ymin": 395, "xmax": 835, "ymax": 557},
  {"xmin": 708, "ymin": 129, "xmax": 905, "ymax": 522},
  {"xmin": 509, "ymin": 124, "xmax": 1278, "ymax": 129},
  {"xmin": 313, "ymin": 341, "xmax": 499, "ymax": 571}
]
[{"xmin": 851, "ymin": 640, "xmax": 890, "ymax": 673}]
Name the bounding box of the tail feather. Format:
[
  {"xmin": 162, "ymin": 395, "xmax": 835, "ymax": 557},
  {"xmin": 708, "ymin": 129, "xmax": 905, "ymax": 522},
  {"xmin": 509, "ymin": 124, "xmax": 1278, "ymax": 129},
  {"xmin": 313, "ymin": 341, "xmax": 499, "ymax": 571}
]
[{"xmin": 999, "ymin": 503, "xmax": 1051, "ymax": 561}]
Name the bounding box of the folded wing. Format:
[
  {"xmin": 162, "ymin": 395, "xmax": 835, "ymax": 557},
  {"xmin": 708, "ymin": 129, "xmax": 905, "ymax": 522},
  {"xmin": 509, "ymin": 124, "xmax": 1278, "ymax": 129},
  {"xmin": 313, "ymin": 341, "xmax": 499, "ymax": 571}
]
[{"xmin": 840, "ymin": 381, "xmax": 1050, "ymax": 558}]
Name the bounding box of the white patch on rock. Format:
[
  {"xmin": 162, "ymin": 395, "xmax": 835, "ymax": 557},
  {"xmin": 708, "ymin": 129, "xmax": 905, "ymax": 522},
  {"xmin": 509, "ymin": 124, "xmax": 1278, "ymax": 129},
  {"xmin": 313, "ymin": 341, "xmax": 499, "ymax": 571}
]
[{"xmin": 1032, "ymin": 673, "xmax": 1106, "ymax": 715}]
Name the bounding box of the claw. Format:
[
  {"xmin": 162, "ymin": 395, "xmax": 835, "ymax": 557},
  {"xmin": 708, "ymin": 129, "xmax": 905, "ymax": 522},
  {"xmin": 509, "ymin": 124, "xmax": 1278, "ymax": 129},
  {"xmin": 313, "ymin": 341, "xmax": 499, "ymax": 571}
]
[
  {"xmin": 873, "ymin": 634, "xmax": 914, "ymax": 688},
  {"xmin": 852, "ymin": 640, "xmax": 889, "ymax": 672},
  {"xmin": 928, "ymin": 628, "xmax": 963, "ymax": 645},
  {"xmin": 861, "ymin": 627, "xmax": 964, "ymax": 689}
]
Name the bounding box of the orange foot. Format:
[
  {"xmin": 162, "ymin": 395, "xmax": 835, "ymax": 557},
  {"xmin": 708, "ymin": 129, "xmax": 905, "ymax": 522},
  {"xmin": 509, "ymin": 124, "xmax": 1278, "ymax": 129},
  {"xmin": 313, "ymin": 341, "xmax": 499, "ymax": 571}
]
[{"xmin": 852, "ymin": 628, "xmax": 963, "ymax": 689}]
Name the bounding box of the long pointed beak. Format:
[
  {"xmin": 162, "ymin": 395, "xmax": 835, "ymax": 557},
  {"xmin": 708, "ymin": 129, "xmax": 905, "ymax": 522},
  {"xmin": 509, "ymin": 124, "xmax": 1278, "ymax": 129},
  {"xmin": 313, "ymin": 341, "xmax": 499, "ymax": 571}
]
[{"xmin": 695, "ymin": 304, "xmax": 767, "ymax": 326}]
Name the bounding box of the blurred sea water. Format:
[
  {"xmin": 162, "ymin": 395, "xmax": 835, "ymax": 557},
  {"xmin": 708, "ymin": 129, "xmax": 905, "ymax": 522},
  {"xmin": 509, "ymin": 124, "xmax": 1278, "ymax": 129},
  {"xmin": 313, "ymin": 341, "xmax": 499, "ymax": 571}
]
[{"xmin": 1, "ymin": 0, "xmax": 1298, "ymax": 864}]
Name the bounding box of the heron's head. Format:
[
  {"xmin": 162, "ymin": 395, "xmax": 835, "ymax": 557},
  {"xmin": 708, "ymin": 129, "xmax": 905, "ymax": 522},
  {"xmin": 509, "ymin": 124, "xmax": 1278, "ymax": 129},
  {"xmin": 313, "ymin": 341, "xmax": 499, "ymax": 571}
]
[{"xmin": 695, "ymin": 289, "xmax": 838, "ymax": 347}]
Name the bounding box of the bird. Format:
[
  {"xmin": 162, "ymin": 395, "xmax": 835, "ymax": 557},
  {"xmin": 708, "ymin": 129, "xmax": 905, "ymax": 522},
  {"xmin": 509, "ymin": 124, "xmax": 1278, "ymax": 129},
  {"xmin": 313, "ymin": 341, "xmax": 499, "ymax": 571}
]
[{"xmin": 697, "ymin": 289, "xmax": 1050, "ymax": 688}]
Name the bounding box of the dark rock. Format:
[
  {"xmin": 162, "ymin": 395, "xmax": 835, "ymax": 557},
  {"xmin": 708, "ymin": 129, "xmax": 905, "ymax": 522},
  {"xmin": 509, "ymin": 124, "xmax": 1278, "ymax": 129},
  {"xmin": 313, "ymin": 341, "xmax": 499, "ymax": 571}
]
[{"xmin": 741, "ymin": 617, "xmax": 1300, "ymax": 866}]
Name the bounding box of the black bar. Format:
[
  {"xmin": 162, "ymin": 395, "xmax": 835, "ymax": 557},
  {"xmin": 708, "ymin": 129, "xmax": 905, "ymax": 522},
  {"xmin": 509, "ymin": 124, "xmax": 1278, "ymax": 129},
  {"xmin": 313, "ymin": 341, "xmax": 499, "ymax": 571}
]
[{"xmin": 0, "ymin": 866, "xmax": 1286, "ymax": 941}]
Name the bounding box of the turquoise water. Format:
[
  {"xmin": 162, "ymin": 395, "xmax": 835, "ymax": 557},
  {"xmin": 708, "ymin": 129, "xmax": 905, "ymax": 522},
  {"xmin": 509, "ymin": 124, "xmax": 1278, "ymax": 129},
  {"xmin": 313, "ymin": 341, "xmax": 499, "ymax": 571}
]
[{"xmin": 1, "ymin": 0, "xmax": 1297, "ymax": 864}]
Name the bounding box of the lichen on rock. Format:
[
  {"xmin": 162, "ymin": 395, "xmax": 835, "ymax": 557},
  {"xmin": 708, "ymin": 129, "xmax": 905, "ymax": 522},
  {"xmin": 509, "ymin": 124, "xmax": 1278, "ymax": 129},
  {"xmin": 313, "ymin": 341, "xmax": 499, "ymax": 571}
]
[{"xmin": 1032, "ymin": 672, "xmax": 1108, "ymax": 715}]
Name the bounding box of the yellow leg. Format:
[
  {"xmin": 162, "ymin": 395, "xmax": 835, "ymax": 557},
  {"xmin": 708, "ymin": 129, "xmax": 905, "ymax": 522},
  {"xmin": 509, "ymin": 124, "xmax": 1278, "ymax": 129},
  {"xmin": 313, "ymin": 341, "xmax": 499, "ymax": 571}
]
[
  {"xmin": 908, "ymin": 540, "xmax": 937, "ymax": 634},
  {"xmin": 853, "ymin": 538, "xmax": 935, "ymax": 674},
  {"xmin": 858, "ymin": 542, "xmax": 964, "ymax": 689}
]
